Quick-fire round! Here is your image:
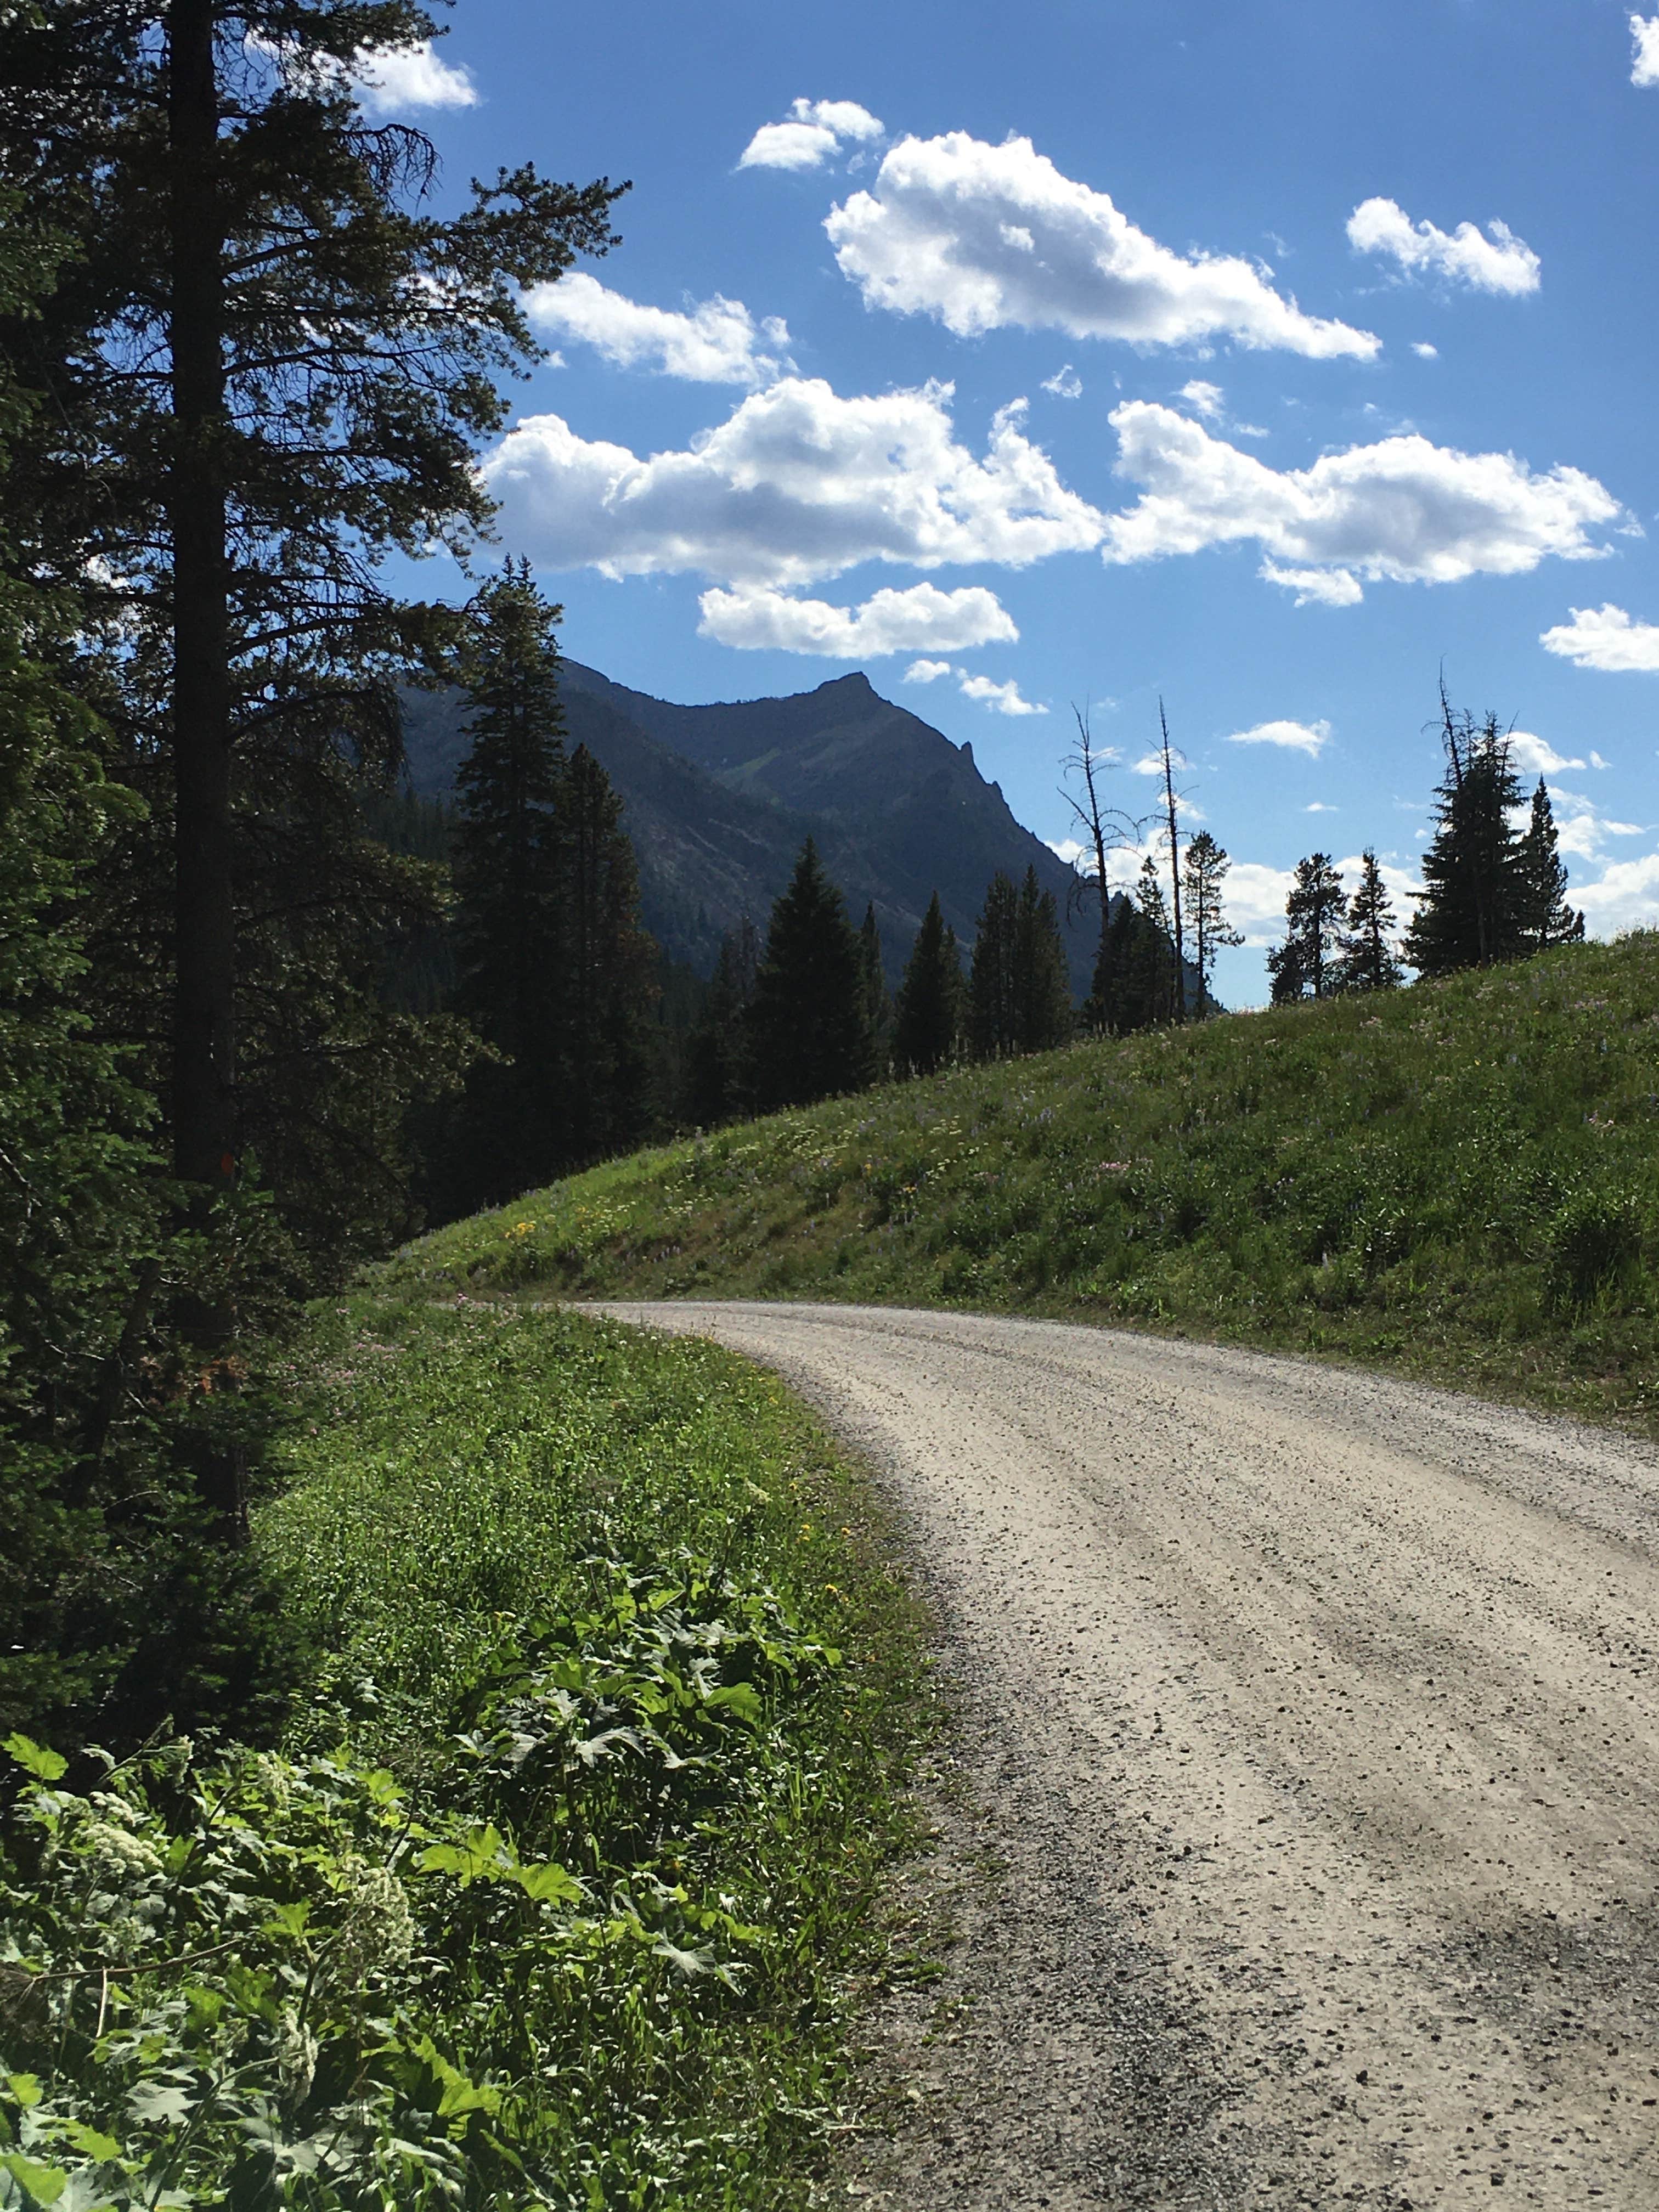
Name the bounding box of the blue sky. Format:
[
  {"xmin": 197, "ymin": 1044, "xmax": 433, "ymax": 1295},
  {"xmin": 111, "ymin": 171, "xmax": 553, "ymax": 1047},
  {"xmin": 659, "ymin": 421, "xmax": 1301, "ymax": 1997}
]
[{"xmin": 369, "ymin": 0, "xmax": 1659, "ymax": 1003}]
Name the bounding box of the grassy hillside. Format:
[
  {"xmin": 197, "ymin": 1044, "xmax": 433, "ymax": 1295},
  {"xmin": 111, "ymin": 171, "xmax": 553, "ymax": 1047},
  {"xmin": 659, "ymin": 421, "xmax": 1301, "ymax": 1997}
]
[{"xmin": 385, "ymin": 934, "xmax": 1659, "ymax": 1438}]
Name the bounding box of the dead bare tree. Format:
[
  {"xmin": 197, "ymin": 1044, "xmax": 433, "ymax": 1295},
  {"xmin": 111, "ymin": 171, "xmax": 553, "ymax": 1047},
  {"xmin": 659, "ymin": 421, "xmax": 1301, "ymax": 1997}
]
[
  {"xmin": 1061, "ymin": 703, "xmax": 1146, "ymax": 1006},
  {"xmin": 1155, "ymin": 698, "xmax": 1190, "ymax": 1020}
]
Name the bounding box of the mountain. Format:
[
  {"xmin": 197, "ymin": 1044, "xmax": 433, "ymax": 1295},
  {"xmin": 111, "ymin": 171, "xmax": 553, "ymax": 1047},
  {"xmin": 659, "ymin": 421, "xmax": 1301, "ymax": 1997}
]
[{"xmin": 399, "ymin": 663, "xmax": 1096, "ymax": 992}]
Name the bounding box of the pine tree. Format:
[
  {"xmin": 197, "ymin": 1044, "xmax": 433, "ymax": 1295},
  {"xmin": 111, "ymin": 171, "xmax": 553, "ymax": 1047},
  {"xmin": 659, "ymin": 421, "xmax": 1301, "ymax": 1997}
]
[
  {"xmin": 557, "ymin": 743, "xmax": 658, "ymax": 1164},
  {"xmin": 687, "ymin": 917, "xmax": 759, "ymax": 1126},
  {"xmin": 893, "ymin": 891, "xmax": 961, "ymax": 1076},
  {"xmin": 1272, "ymin": 853, "xmax": 1346, "ymax": 1001},
  {"xmin": 0, "ymin": 2, "xmax": 624, "ymax": 1285},
  {"xmin": 1012, "ymin": 865, "xmax": 1073, "ymax": 1052},
  {"xmin": 445, "ymin": 563, "xmax": 567, "ymax": 1209},
  {"xmin": 1403, "ymin": 698, "xmax": 1528, "ymax": 975},
  {"xmin": 1334, "ymin": 849, "xmax": 1404, "ymax": 994},
  {"xmin": 968, "ymin": 870, "xmax": 1021, "ymax": 1057},
  {"xmin": 1130, "ymin": 853, "xmax": 1177, "ymax": 1025},
  {"xmin": 747, "ymin": 839, "xmax": 872, "ymax": 1109},
  {"xmin": 1181, "ymin": 831, "xmax": 1242, "ymax": 1018},
  {"xmin": 858, "ymin": 902, "xmax": 892, "ymax": 1073},
  {"xmin": 1516, "ymin": 780, "xmax": 1585, "ymax": 955}
]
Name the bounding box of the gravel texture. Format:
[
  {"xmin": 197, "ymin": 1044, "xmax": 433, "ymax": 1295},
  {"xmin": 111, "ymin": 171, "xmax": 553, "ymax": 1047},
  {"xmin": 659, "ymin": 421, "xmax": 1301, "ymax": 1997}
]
[{"xmin": 601, "ymin": 1301, "xmax": 1659, "ymax": 2209}]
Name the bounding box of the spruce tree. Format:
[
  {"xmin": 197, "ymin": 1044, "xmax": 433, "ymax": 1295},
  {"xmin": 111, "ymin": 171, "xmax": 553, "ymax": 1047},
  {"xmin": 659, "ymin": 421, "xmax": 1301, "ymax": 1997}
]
[
  {"xmin": 1403, "ymin": 700, "xmax": 1528, "ymax": 975},
  {"xmin": 893, "ymin": 891, "xmax": 960, "ymax": 1075},
  {"xmin": 557, "ymin": 743, "xmax": 658, "ymax": 1164},
  {"xmin": 1012, "ymin": 865, "xmax": 1073, "ymax": 1052},
  {"xmin": 747, "ymin": 839, "xmax": 872, "ymax": 1109},
  {"xmin": 858, "ymin": 902, "xmax": 892, "ymax": 1073},
  {"xmin": 1334, "ymin": 849, "xmax": 1404, "ymax": 994},
  {"xmin": 968, "ymin": 870, "xmax": 1021, "ymax": 1057},
  {"xmin": 1516, "ymin": 780, "xmax": 1585, "ymax": 955},
  {"xmin": 446, "ymin": 563, "xmax": 567, "ymax": 1208},
  {"xmin": 1272, "ymin": 853, "xmax": 1345, "ymax": 1001},
  {"xmin": 687, "ymin": 916, "xmax": 758, "ymax": 1127},
  {"xmin": 1181, "ymin": 831, "xmax": 1242, "ymax": 1018},
  {"xmin": 1130, "ymin": 853, "xmax": 1177, "ymax": 1025},
  {"xmin": 0, "ymin": 1, "xmax": 624, "ymax": 1286}
]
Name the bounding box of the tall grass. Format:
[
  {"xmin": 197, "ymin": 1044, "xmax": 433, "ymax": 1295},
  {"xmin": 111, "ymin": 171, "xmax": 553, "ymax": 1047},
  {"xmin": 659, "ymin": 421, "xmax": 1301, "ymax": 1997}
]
[{"xmin": 383, "ymin": 934, "xmax": 1659, "ymax": 1436}]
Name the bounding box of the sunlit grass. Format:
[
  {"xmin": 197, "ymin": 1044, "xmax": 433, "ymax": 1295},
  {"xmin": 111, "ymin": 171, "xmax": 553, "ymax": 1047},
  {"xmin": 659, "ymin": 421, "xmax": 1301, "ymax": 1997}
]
[{"xmin": 383, "ymin": 933, "xmax": 1659, "ymax": 1436}]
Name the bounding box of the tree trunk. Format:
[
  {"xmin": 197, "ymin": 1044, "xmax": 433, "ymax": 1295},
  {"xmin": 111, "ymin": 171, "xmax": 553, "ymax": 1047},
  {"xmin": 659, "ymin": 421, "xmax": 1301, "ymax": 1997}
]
[
  {"xmin": 168, "ymin": 0, "xmax": 234, "ymax": 1217},
  {"xmin": 168, "ymin": 1, "xmax": 244, "ymax": 1530},
  {"xmin": 1159, "ymin": 700, "xmax": 1184, "ymax": 1021}
]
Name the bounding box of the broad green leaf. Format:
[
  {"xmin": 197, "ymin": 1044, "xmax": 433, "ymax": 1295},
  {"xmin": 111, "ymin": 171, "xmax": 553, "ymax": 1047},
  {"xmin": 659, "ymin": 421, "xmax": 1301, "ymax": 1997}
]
[
  {"xmin": 4, "ymin": 2080, "xmax": 42, "ymax": 2113},
  {"xmin": 513, "ymin": 1860, "xmax": 580, "ymax": 1906},
  {"xmin": 706, "ymin": 1681, "xmax": 763, "ymax": 1724},
  {"xmin": 127, "ymin": 2083, "xmax": 193, "ymax": 2128},
  {"xmin": 1, "ymin": 2151, "xmax": 68, "ymax": 2206},
  {"xmin": 56, "ymin": 2124, "xmax": 119, "ymax": 2164},
  {"xmin": 2, "ymin": 1736, "xmax": 66, "ymax": 1783}
]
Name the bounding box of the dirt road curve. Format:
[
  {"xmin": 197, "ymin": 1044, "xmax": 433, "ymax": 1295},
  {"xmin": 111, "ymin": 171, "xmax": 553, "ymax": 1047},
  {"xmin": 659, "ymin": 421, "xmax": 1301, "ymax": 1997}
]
[{"xmin": 603, "ymin": 1301, "xmax": 1659, "ymax": 2210}]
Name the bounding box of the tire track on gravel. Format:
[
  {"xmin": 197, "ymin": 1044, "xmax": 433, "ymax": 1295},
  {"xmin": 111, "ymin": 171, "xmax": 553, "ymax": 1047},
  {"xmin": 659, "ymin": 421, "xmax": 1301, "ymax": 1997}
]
[{"xmin": 600, "ymin": 1301, "xmax": 1659, "ymax": 2210}]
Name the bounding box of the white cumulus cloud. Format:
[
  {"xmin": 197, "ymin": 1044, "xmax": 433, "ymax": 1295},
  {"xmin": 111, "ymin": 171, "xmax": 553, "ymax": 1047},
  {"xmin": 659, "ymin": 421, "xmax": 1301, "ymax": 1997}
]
[
  {"xmin": 696, "ymin": 581, "xmax": 1017, "ymax": 656},
  {"xmin": 1412, "ymin": 341, "xmax": 1439, "ymax": 359},
  {"xmin": 1632, "ymin": 15, "xmax": 1659, "ymax": 85},
  {"xmin": 1179, "ymin": 379, "xmax": 1225, "ymax": 417},
  {"xmin": 824, "ymin": 132, "xmax": 1379, "ymax": 358},
  {"xmin": 1042, "ymin": 364, "xmax": 1083, "ymax": 398},
  {"xmin": 1227, "ymin": 718, "xmax": 1331, "ymax": 755},
  {"xmin": 1346, "ymin": 198, "xmax": 1540, "ymax": 295},
  {"xmin": 352, "ymin": 38, "xmax": 478, "ymax": 114},
  {"xmin": 1577, "ymin": 853, "xmax": 1659, "ymax": 933},
  {"xmin": 958, "ymin": 673, "xmax": 1046, "ymax": 715},
  {"xmin": 904, "ymin": 657, "xmax": 955, "ymax": 684},
  {"xmin": 1541, "ymin": 603, "xmax": 1659, "ymax": 672},
  {"xmin": 1508, "ymin": 731, "xmax": 1586, "ymax": 776},
  {"xmin": 481, "ymin": 377, "xmax": 1105, "ymax": 587},
  {"xmin": 1259, "ymin": 561, "xmax": 1365, "ymax": 606},
  {"xmin": 1101, "ymin": 403, "xmax": 1622, "ymax": 599},
  {"xmin": 524, "ymin": 274, "xmax": 790, "ymax": 386},
  {"xmin": 740, "ymin": 97, "xmax": 884, "ymax": 171}
]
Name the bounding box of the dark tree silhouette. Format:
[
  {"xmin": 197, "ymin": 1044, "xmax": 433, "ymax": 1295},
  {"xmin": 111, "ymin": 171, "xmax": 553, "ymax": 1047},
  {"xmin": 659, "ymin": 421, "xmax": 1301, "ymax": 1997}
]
[
  {"xmin": 1270, "ymin": 853, "xmax": 1346, "ymax": 1002},
  {"xmin": 894, "ymin": 890, "xmax": 962, "ymax": 1075},
  {"xmin": 1334, "ymin": 849, "xmax": 1404, "ymax": 994},
  {"xmin": 1181, "ymin": 831, "xmax": 1241, "ymax": 1018},
  {"xmin": 1404, "ymin": 695, "xmax": 1528, "ymax": 975},
  {"xmin": 747, "ymin": 839, "xmax": 872, "ymax": 1109},
  {"xmin": 1516, "ymin": 780, "xmax": 1585, "ymax": 955}
]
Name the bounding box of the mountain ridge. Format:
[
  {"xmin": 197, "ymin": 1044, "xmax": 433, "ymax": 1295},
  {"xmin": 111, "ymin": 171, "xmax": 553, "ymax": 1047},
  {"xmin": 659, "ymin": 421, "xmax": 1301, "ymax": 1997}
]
[{"xmin": 400, "ymin": 662, "xmax": 1095, "ymax": 991}]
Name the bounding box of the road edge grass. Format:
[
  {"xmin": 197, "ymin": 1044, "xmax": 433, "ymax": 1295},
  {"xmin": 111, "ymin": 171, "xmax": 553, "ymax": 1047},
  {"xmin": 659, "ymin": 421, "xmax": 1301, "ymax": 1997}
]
[
  {"xmin": 376, "ymin": 936, "xmax": 1659, "ymax": 1446},
  {"xmin": 262, "ymin": 1291, "xmax": 944, "ymax": 2202}
]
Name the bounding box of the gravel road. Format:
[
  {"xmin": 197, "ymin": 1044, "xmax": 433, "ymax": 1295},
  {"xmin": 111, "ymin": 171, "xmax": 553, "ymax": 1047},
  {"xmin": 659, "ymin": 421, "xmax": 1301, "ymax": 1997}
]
[{"xmin": 602, "ymin": 1301, "xmax": 1659, "ymax": 2210}]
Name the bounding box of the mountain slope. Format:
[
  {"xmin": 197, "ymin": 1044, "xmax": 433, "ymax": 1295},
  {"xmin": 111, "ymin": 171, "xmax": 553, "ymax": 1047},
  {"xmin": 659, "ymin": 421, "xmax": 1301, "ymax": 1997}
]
[{"xmin": 400, "ymin": 666, "xmax": 1094, "ymax": 988}]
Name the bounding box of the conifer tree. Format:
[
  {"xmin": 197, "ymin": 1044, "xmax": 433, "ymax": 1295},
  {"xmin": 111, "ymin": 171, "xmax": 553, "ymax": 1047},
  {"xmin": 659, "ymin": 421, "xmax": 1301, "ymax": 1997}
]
[
  {"xmin": 447, "ymin": 563, "xmax": 567, "ymax": 1206},
  {"xmin": 1334, "ymin": 849, "xmax": 1404, "ymax": 994},
  {"xmin": 747, "ymin": 839, "xmax": 872, "ymax": 1109},
  {"xmin": 1130, "ymin": 853, "xmax": 1178, "ymax": 1024},
  {"xmin": 1271, "ymin": 853, "xmax": 1345, "ymax": 1001},
  {"xmin": 687, "ymin": 916, "xmax": 759, "ymax": 1126},
  {"xmin": 893, "ymin": 891, "xmax": 961, "ymax": 1075},
  {"xmin": 968, "ymin": 870, "xmax": 1021, "ymax": 1057},
  {"xmin": 1181, "ymin": 831, "xmax": 1242, "ymax": 1018},
  {"xmin": 1403, "ymin": 698, "xmax": 1528, "ymax": 975},
  {"xmin": 1516, "ymin": 780, "xmax": 1585, "ymax": 955},
  {"xmin": 1012, "ymin": 865, "xmax": 1073, "ymax": 1052},
  {"xmin": 0, "ymin": 1, "xmax": 624, "ymax": 1285},
  {"xmin": 858, "ymin": 902, "xmax": 892, "ymax": 1072},
  {"xmin": 557, "ymin": 743, "xmax": 658, "ymax": 1164}
]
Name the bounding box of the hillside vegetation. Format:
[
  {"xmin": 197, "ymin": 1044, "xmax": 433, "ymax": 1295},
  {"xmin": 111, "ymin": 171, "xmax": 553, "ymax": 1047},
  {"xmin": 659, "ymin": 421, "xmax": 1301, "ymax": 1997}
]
[
  {"xmin": 3, "ymin": 1303, "xmax": 930, "ymax": 2207},
  {"xmin": 386, "ymin": 934, "xmax": 1659, "ymax": 1438}
]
